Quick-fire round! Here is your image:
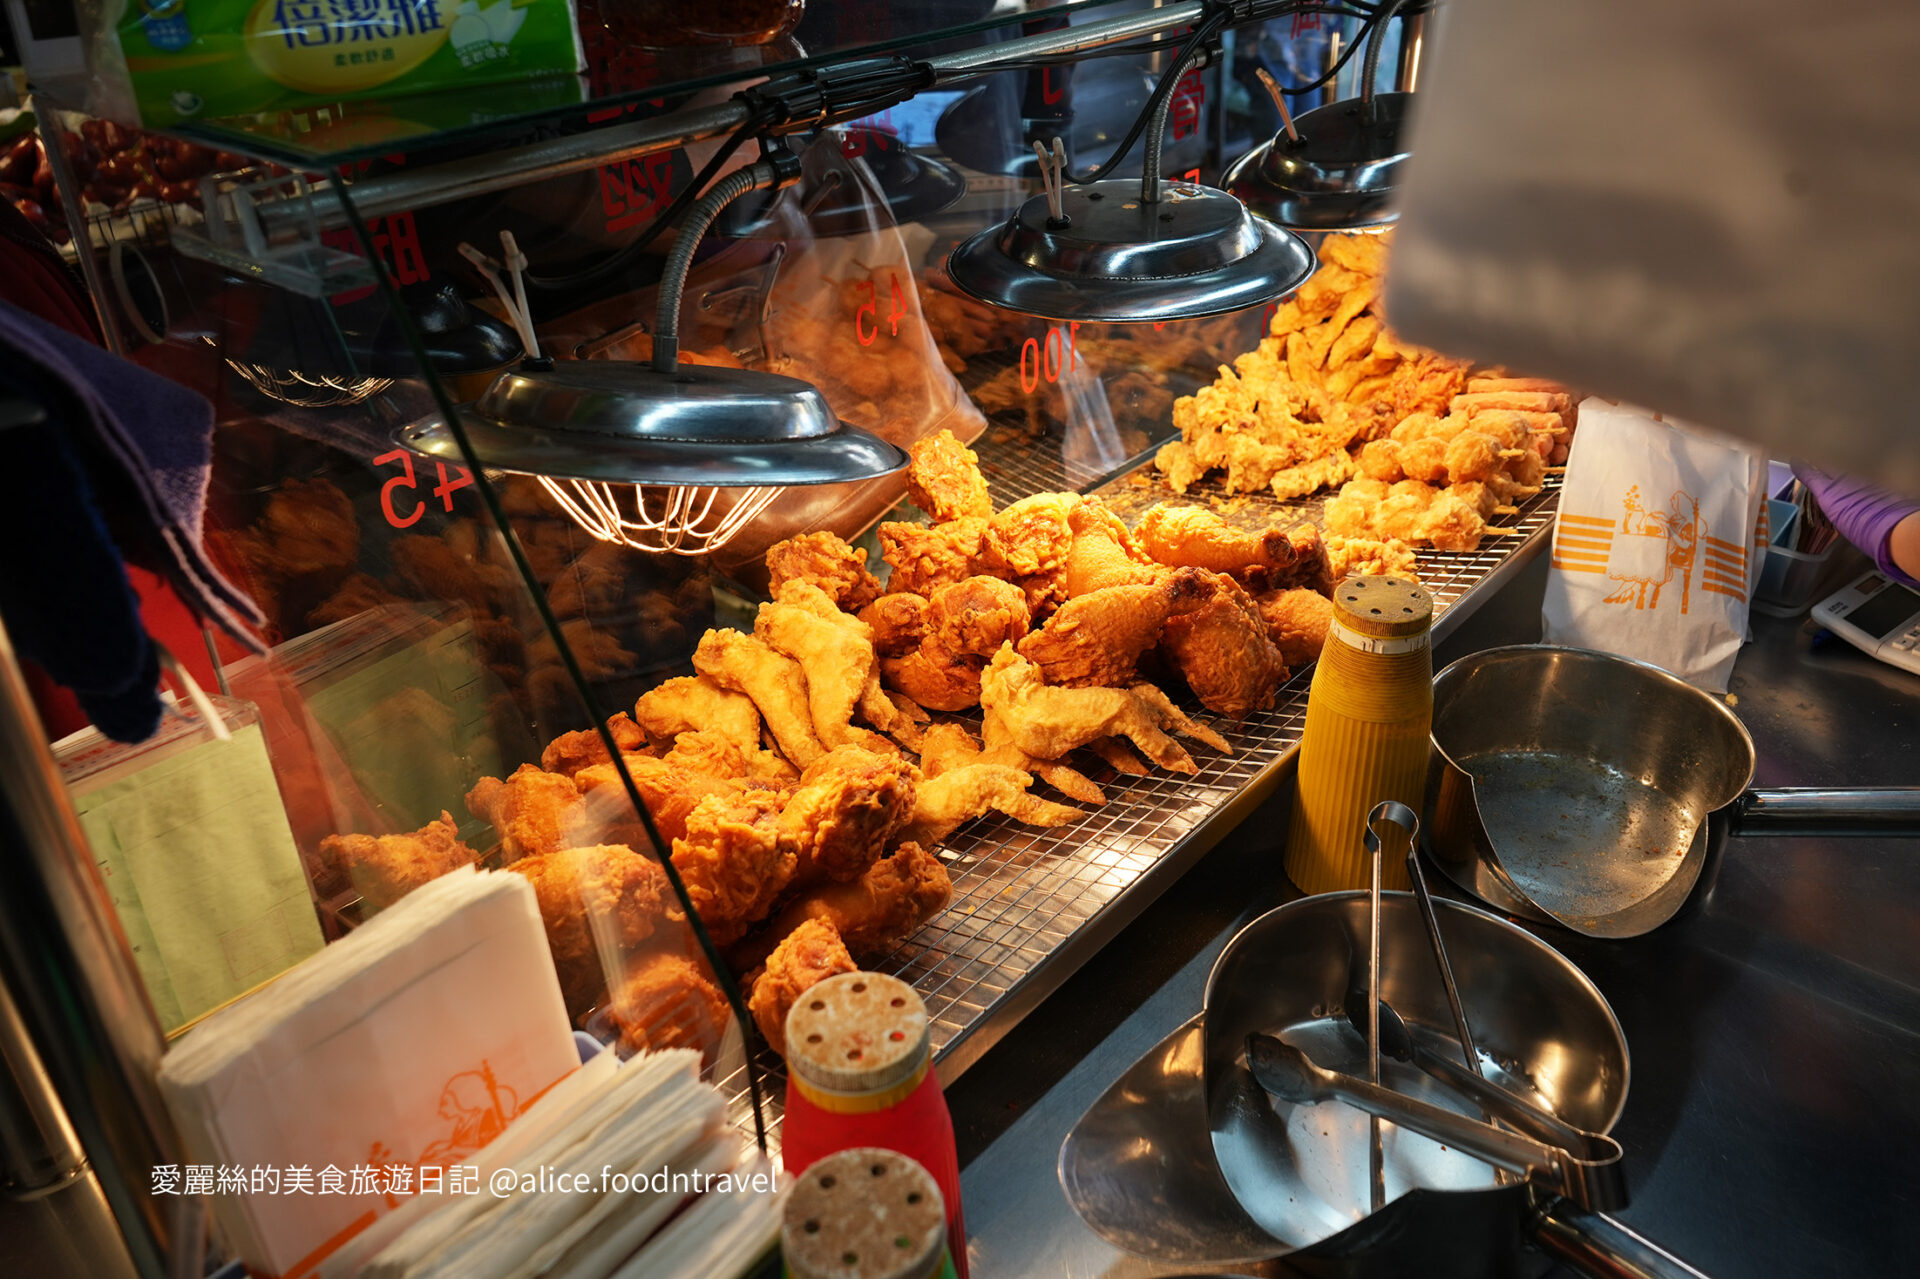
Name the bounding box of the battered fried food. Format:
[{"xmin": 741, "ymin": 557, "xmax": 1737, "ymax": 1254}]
[
  {"xmin": 906, "ymin": 428, "xmax": 994, "ymax": 522},
  {"xmin": 1134, "ymin": 503, "xmax": 1316, "ymax": 589},
  {"xmin": 511, "ymin": 843, "xmax": 669, "ymax": 1018},
  {"xmin": 1323, "ymin": 478, "xmax": 1516, "ymax": 553},
  {"xmin": 780, "ymin": 747, "xmax": 919, "ymax": 887},
  {"xmin": 980, "ymin": 492, "xmax": 1079, "ymax": 579},
  {"xmin": 1015, "ymin": 570, "xmax": 1212, "ymax": 688},
  {"xmin": 765, "ymin": 531, "xmax": 883, "ymax": 613},
  {"xmin": 748, "ymin": 919, "xmax": 856, "ymax": 1056},
  {"xmin": 881, "ymin": 576, "xmax": 1031, "ymax": 712},
  {"xmin": 980, "ymin": 646, "xmax": 1226, "ymax": 773},
  {"xmin": 540, "ymin": 713, "xmax": 649, "ymax": 779},
  {"xmin": 607, "ymin": 950, "xmax": 733, "ymax": 1062},
  {"xmin": 669, "ymin": 789, "xmax": 793, "ymax": 947},
  {"xmin": 573, "ymin": 735, "xmax": 760, "ymax": 846},
  {"xmin": 1062, "ymin": 502, "xmax": 1163, "ymax": 597},
  {"xmin": 467, "ymin": 764, "xmax": 587, "ymax": 860},
  {"xmin": 633, "ymin": 674, "xmax": 763, "ymax": 756},
  {"xmin": 859, "ymin": 593, "xmax": 928, "ymax": 658},
  {"xmin": 756, "ymin": 583, "xmax": 877, "ymax": 750},
  {"xmin": 1160, "ymin": 574, "xmax": 1290, "ymax": 718},
  {"xmin": 922, "ymin": 721, "xmax": 1105, "ymax": 805},
  {"xmin": 321, "ymin": 811, "xmax": 478, "ymax": 912},
  {"xmin": 897, "ymin": 765, "xmax": 1083, "ymax": 847},
  {"xmin": 693, "ymin": 628, "xmax": 825, "ymax": 768},
  {"xmin": 1256, "ymin": 588, "xmax": 1336, "ymax": 667},
  {"xmin": 880, "ymin": 517, "xmax": 988, "ymax": 598},
  {"xmin": 761, "ymin": 842, "xmax": 952, "ymax": 963},
  {"xmin": 1324, "ymin": 535, "xmax": 1421, "ymax": 580}
]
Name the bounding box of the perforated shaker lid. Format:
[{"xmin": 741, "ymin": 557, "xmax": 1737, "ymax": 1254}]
[
  {"xmin": 785, "ymin": 972, "xmax": 931, "ymax": 1100},
  {"xmin": 1331, "ymin": 574, "xmax": 1433, "ymax": 639},
  {"xmin": 781, "ymin": 1147, "xmax": 948, "ymax": 1279}
]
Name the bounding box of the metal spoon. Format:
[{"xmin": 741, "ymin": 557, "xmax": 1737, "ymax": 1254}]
[{"xmin": 1244, "ymin": 1031, "xmax": 1627, "ymax": 1213}]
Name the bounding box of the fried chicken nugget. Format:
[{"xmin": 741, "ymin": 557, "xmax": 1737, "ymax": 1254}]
[
  {"xmin": 633, "ymin": 674, "xmax": 763, "ymax": 757},
  {"xmin": 693, "ymin": 628, "xmax": 825, "ymax": 768},
  {"xmin": 540, "ymin": 713, "xmax": 649, "ymax": 779},
  {"xmin": 320, "ymin": 811, "xmax": 478, "ymax": 912},
  {"xmin": 906, "ymin": 428, "xmax": 994, "ymax": 522},
  {"xmin": 748, "ymin": 918, "xmax": 856, "ymax": 1056},
  {"xmin": 512, "ymin": 843, "xmax": 669, "ymax": 1019},
  {"xmin": 765, "ymin": 531, "xmax": 883, "ymax": 613}
]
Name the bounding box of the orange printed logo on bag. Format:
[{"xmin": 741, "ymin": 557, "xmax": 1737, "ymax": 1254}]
[{"xmin": 1552, "ymin": 485, "xmax": 1747, "ymax": 614}]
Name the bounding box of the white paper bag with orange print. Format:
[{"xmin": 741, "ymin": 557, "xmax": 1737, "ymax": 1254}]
[{"xmin": 1542, "ymin": 400, "xmax": 1766, "ymax": 692}]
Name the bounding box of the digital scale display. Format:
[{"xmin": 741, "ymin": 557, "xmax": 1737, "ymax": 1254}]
[{"xmin": 1847, "ymin": 581, "xmax": 1920, "ymax": 639}]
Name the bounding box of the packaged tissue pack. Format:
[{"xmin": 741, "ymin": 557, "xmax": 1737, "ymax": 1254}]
[{"xmin": 102, "ymin": 0, "xmax": 584, "ymax": 126}]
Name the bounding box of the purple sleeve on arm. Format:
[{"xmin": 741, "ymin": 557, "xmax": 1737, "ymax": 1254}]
[{"xmin": 1795, "ymin": 465, "xmax": 1920, "ymax": 588}]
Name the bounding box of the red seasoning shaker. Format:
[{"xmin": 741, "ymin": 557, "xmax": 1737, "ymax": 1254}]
[{"xmin": 782, "ymin": 973, "xmax": 968, "ymax": 1279}]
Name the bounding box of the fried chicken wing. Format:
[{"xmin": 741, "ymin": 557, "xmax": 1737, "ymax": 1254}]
[
  {"xmin": 467, "ymin": 764, "xmax": 587, "ymax": 860},
  {"xmin": 540, "ymin": 713, "xmax": 648, "ymax": 778},
  {"xmin": 1255, "ymin": 588, "xmax": 1335, "ymax": 668},
  {"xmin": 747, "ymin": 918, "xmax": 857, "ymax": 1056},
  {"xmin": 1014, "ymin": 569, "xmax": 1212, "ymax": 688},
  {"xmin": 756, "ymin": 583, "xmax": 877, "ymax": 750},
  {"xmin": 898, "ymin": 765, "xmax": 1083, "ymax": 847},
  {"xmin": 780, "ymin": 747, "xmax": 919, "ymax": 887},
  {"xmin": 880, "ymin": 517, "xmax": 987, "ymax": 598},
  {"xmin": 633, "ymin": 674, "xmax": 763, "ymax": 756},
  {"xmin": 669, "ymin": 789, "xmax": 793, "ymax": 947},
  {"xmin": 765, "ymin": 531, "xmax": 883, "ymax": 612},
  {"xmin": 1062, "ymin": 502, "xmax": 1164, "ymax": 597},
  {"xmin": 693, "ymin": 628, "xmax": 825, "ymax": 768},
  {"xmin": 926, "ymin": 720, "xmax": 1106, "ymax": 805},
  {"xmin": 320, "ymin": 811, "xmax": 478, "ymax": 912},
  {"xmin": 980, "ymin": 646, "xmax": 1223, "ymax": 773},
  {"xmin": 607, "ymin": 950, "xmax": 733, "ymax": 1062},
  {"xmin": 512, "ymin": 843, "xmax": 669, "ymax": 1019},
  {"xmin": 906, "ymin": 428, "xmax": 994, "ymax": 522},
  {"xmin": 1160, "ymin": 574, "xmax": 1290, "ymax": 718}
]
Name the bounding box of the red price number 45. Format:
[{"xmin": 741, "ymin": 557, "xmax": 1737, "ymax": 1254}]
[
  {"xmin": 853, "ymin": 273, "xmax": 910, "ymax": 346},
  {"xmin": 375, "ymin": 449, "xmax": 474, "ymax": 529}
]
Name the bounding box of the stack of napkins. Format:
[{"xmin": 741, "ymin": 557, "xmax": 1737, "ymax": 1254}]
[
  {"xmin": 336, "ymin": 1049, "xmax": 781, "ymax": 1279},
  {"xmin": 158, "ymin": 868, "xmax": 579, "ymax": 1278}
]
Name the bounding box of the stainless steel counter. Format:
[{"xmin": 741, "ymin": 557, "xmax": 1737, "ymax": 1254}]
[{"xmin": 947, "ymin": 548, "xmax": 1920, "ymax": 1279}]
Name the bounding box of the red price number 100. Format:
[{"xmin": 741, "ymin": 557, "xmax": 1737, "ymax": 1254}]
[
  {"xmin": 854, "ymin": 273, "xmax": 910, "ymax": 346},
  {"xmin": 1020, "ymin": 322, "xmax": 1081, "ymax": 393},
  {"xmin": 375, "ymin": 449, "xmax": 475, "ymax": 529}
]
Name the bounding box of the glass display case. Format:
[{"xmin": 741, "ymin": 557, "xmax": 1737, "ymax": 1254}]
[{"xmin": 1, "ymin": 2, "xmax": 1566, "ymax": 1273}]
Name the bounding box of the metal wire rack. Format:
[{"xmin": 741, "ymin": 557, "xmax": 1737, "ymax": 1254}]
[{"xmin": 720, "ymin": 437, "xmax": 1563, "ymax": 1145}]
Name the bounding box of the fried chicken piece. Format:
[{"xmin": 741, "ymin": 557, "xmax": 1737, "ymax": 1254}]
[
  {"xmin": 980, "ymin": 493, "xmax": 1081, "ymax": 615},
  {"xmin": 693, "ymin": 628, "xmax": 824, "ymax": 768},
  {"xmin": 1160, "ymin": 574, "xmax": 1290, "ymax": 718},
  {"xmin": 669, "ymin": 789, "xmax": 793, "ymax": 947},
  {"xmin": 467, "ymin": 764, "xmax": 587, "ymax": 860},
  {"xmin": 881, "ymin": 576, "xmax": 1031, "ymax": 712},
  {"xmin": 781, "ymin": 747, "xmax": 918, "ymax": 887},
  {"xmin": 748, "ymin": 919, "xmax": 857, "ymax": 1056},
  {"xmin": 607, "ymin": 950, "xmax": 733, "ymax": 1062},
  {"xmin": 765, "ymin": 531, "xmax": 883, "ymax": 613},
  {"xmin": 980, "ymin": 646, "xmax": 1224, "ymax": 773},
  {"xmin": 1255, "ymin": 588, "xmax": 1335, "ymax": 668},
  {"xmin": 512, "ymin": 843, "xmax": 669, "ymax": 1019},
  {"xmin": 925, "ymin": 720, "xmax": 1106, "ymax": 805},
  {"xmin": 1154, "ymin": 438, "xmax": 1209, "ymax": 494},
  {"xmin": 897, "ymin": 765, "xmax": 1082, "ymax": 847},
  {"xmin": 1268, "ymin": 450, "xmax": 1356, "ymax": 500},
  {"xmin": 769, "ymin": 842, "xmax": 951, "ymax": 961},
  {"xmin": 880, "ymin": 517, "xmax": 987, "ymax": 598},
  {"xmin": 1062, "ymin": 502, "xmax": 1164, "ymax": 597},
  {"xmin": 1134, "ymin": 503, "xmax": 1312, "ymax": 587},
  {"xmin": 1329, "ymin": 479, "xmax": 1510, "ymax": 553},
  {"xmin": 320, "ymin": 811, "xmax": 478, "ymax": 913},
  {"xmin": 859, "ymin": 594, "xmax": 929, "ymax": 658},
  {"xmin": 540, "ymin": 713, "xmax": 648, "ymax": 779},
  {"xmin": 906, "ymin": 428, "xmax": 994, "ymax": 522},
  {"xmin": 755, "ymin": 582, "xmax": 878, "ymax": 751},
  {"xmin": 1324, "ymin": 535, "xmax": 1422, "ymax": 580},
  {"xmin": 633, "ymin": 674, "xmax": 763, "ymax": 756},
  {"xmin": 1355, "ymin": 439, "xmax": 1405, "ymax": 483},
  {"xmin": 572, "ymin": 734, "xmax": 765, "ymax": 846},
  {"xmin": 1015, "ymin": 570, "xmax": 1212, "ymax": 688}
]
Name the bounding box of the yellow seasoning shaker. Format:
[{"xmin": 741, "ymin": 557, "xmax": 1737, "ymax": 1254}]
[
  {"xmin": 1283, "ymin": 575, "xmax": 1434, "ymax": 895},
  {"xmin": 782, "ymin": 1147, "xmax": 957, "ymax": 1279}
]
